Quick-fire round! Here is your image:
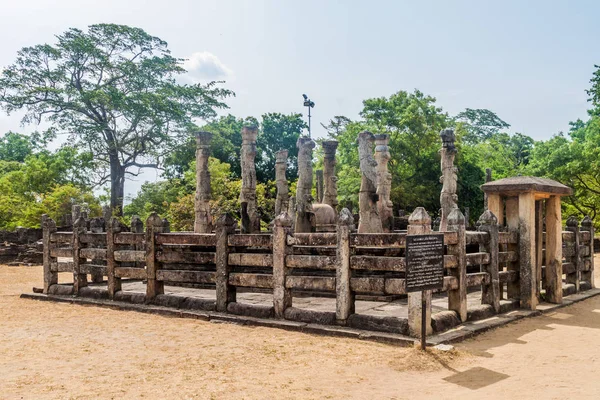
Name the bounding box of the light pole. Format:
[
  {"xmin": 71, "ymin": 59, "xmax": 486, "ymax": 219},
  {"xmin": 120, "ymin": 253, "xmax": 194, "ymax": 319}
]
[{"xmin": 302, "ymin": 94, "xmax": 315, "ymax": 137}]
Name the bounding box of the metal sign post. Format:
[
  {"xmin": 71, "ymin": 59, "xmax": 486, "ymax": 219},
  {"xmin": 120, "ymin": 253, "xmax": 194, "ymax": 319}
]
[{"xmin": 406, "ymin": 234, "xmax": 445, "ymax": 350}]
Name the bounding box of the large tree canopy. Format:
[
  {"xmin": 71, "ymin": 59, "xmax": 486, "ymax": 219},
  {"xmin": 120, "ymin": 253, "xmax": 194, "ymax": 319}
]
[{"xmin": 0, "ymin": 23, "xmax": 233, "ymax": 214}]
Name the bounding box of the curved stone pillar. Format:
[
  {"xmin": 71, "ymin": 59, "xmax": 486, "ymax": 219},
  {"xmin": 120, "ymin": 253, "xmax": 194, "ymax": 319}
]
[
  {"xmin": 439, "ymin": 128, "xmax": 458, "ymax": 232},
  {"xmin": 322, "ymin": 140, "xmax": 339, "ymax": 211},
  {"xmin": 295, "ymin": 136, "xmax": 316, "ymax": 233},
  {"xmin": 357, "ymin": 131, "xmax": 382, "ymax": 233},
  {"xmin": 374, "ymin": 134, "xmax": 393, "ymax": 232},
  {"xmin": 240, "ymin": 126, "xmax": 260, "ymax": 233},
  {"xmin": 194, "ymin": 131, "xmax": 213, "ymax": 233},
  {"xmin": 274, "ymin": 149, "xmax": 289, "ymax": 217}
]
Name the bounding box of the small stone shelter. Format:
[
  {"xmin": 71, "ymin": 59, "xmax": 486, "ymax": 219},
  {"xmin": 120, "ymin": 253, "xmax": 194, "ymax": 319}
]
[{"xmin": 482, "ymin": 176, "xmax": 573, "ymax": 309}]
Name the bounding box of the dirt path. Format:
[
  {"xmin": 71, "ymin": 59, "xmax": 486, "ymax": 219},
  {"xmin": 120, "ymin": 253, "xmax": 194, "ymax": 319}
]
[{"xmin": 2, "ymin": 265, "xmax": 600, "ymax": 399}]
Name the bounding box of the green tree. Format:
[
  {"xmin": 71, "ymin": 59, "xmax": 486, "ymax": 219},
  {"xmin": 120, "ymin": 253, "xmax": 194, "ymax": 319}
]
[
  {"xmin": 586, "ymin": 64, "xmax": 600, "ymax": 117},
  {"xmin": 0, "ymin": 132, "xmax": 33, "ymax": 162},
  {"xmin": 455, "ymin": 108, "xmax": 510, "ymax": 143},
  {"xmin": 256, "ymin": 112, "xmax": 306, "ymax": 182},
  {"xmin": 0, "ymin": 24, "xmax": 233, "ymax": 214},
  {"xmin": 527, "ymin": 118, "xmax": 600, "ymax": 222}
]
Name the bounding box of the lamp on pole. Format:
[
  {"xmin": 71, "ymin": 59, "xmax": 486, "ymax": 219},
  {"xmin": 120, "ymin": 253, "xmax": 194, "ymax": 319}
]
[{"xmin": 302, "ymin": 94, "xmax": 315, "ymax": 137}]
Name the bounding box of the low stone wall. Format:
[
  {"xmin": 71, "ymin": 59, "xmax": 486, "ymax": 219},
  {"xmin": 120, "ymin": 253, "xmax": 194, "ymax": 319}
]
[
  {"xmin": 0, "ymin": 227, "xmax": 44, "ymax": 265},
  {"xmin": 37, "ymin": 208, "xmax": 596, "ymax": 339}
]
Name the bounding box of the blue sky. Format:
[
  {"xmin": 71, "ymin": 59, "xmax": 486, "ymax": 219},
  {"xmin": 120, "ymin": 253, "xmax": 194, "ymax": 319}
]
[{"xmin": 0, "ymin": 0, "xmax": 598, "ymax": 199}]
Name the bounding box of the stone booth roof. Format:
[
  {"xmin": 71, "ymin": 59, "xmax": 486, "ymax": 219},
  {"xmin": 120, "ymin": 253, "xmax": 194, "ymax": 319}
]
[{"xmin": 481, "ymin": 176, "xmax": 573, "ymax": 196}]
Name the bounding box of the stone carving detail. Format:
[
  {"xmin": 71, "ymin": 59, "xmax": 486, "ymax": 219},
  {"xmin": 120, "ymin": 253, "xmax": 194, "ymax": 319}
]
[
  {"xmin": 374, "ymin": 134, "xmax": 394, "ymax": 232},
  {"xmin": 240, "ymin": 126, "xmax": 260, "ymax": 233},
  {"xmin": 439, "ymin": 128, "xmax": 458, "ymax": 231},
  {"xmin": 295, "ymin": 136, "xmax": 316, "ymax": 232},
  {"xmin": 194, "ymin": 131, "xmax": 213, "ymax": 233},
  {"xmin": 357, "ymin": 131, "xmax": 382, "ymax": 233}
]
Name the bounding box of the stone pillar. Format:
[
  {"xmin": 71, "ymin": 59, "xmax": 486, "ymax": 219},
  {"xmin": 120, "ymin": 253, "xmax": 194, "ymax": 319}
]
[
  {"xmin": 336, "ymin": 208, "xmax": 355, "ymax": 324},
  {"xmin": 145, "ymin": 213, "xmax": 166, "ymax": 300},
  {"xmin": 316, "ymin": 170, "xmax": 324, "ymax": 203},
  {"xmin": 484, "ymin": 168, "xmax": 492, "ymax": 209},
  {"xmin": 194, "ymin": 131, "xmax": 213, "ymax": 233},
  {"xmin": 322, "ymin": 140, "xmax": 339, "ymax": 211},
  {"xmin": 439, "ymin": 129, "xmax": 458, "ymax": 232},
  {"xmin": 581, "ymin": 216, "xmax": 595, "ymax": 288},
  {"xmin": 487, "ymin": 194, "xmax": 504, "ymax": 226},
  {"xmin": 102, "ymin": 205, "xmax": 112, "ymax": 230},
  {"xmin": 272, "ymin": 212, "xmax": 293, "ymax": 317},
  {"xmin": 505, "ymin": 196, "xmax": 519, "ymax": 298},
  {"xmin": 357, "ymin": 131, "xmax": 382, "ymax": 233},
  {"xmin": 447, "ymin": 209, "xmax": 467, "ymax": 321},
  {"xmin": 42, "ymin": 214, "xmax": 57, "ymax": 294},
  {"xmin": 72, "ymin": 216, "xmax": 87, "ymax": 295},
  {"xmin": 295, "ymin": 136, "xmax": 316, "ymax": 233},
  {"xmin": 107, "ymin": 217, "xmax": 126, "ymax": 299},
  {"xmin": 545, "ymin": 195, "xmax": 563, "ymax": 303},
  {"xmin": 274, "ymin": 150, "xmax": 289, "ymax": 217},
  {"xmin": 288, "ymin": 196, "xmax": 296, "ymax": 232},
  {"xmin": 408, "ymin": 207, "xmax": 433, "ymax": 337},
  {"xmin": 131, "ymin": 216, "xmax": 144, "ymax": 269},
  {"xmin": 72, "ymin": 204, "xmax": 81, "ymax": 226},
  {"xmin": 374, "ymin": 134, "xmax": 394, "ymax": 233},
  {"xmin": 215, "ymin": 213, "xmax": 237, "ymax": 312},
  {"xmin": 566, "ymin": 216, "xmax": 581, "ymax": 292},
  {"xmin": 478, "ymin": 210, "xmax": 500, "ymax": 313},
  {"xmin": 518, "ymin": 192, "xmax": 537, "ymax": 310},
  {"xmin": 240, "ymin": 126, "xmax": 260, "ymax": 233}
]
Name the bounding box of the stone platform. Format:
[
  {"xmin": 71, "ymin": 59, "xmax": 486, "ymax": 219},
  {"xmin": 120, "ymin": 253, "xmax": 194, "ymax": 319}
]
[{"xmin": 22, "ymin": 283, "xmax": 600, "ymax": 346}]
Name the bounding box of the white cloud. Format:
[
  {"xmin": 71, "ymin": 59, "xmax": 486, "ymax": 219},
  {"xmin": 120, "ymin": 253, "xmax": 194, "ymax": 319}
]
[{"xmin": 182, "ymin": 51, "xmax": 233, "ymax": 82}]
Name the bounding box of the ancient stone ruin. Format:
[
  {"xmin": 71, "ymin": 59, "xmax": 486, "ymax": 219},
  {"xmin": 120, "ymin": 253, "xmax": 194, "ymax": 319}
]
[{"xmin": 29, "ymin": 125, "xmax": 599, "ymax": 344}]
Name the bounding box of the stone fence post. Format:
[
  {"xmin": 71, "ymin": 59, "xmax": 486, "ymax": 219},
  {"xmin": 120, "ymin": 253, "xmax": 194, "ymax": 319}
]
[
  {"xmin": 215, "ymin": 213, "xmax": 237, "ymax": 312},
  {"xmin": 407, "ymin": 207, "xmax": 432, "ymax": 337},
  {"xmin": 42, "ymin": 214, "xmax": 57, "ymax": 294},
  {"xmin": 72, "ymin": 216, "xmax": 87, "ymax": 295},
  {"xmin": 272, "ymin": 212, "xmax": 293, "ymax": 317},
  {"xmin": 581, "ymin": 216, "xmax": 595, "ymax": 288},
  {"xmin": 336, "ymin": 208, "xmax": 355, "ymax": 324},
  {"xmin": 131, "ymin": 216, "xmax": 144, "ymax": 269},
  {"xmin": 146, "ymin": 213, "xmax": 167, "ymax": 300},
  {"xmin": 107, "ymin": 217, "xmax": 126, "ymax": 299},
  {"xmin": 566, "ymin": 216, "xmax": 581, "ymax": 292},
  {"xmin": 477, "ymin": 210, "xmax": 500, "ymax": 313},
  {"xmin": 447, "ymin": 208, "xmax": 467, "ymax": 321}
]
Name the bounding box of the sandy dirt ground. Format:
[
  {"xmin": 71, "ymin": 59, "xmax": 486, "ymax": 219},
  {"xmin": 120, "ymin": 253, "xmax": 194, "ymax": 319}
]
[{"xmin": 2, "ymin": 264, "xmax": 600, "ymax": 400}]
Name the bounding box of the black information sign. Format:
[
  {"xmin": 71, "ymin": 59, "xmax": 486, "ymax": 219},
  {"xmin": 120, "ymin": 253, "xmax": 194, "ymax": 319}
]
[{"xmin": 406, "ymin": 234, "xmax": 445, "ymax": 293}]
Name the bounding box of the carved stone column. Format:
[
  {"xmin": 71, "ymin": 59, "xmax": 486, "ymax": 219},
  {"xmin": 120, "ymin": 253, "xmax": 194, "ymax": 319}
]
[
  {"xmin": 274, "ymin": 149, "xmax": 289, "ymax": 217},
  {"xmin": 374, "ymin": 134, "xmax": 394, "ymax": 232},
  {"xmin": 316, "ymin": 170, "xmax": 324, "ymax": 203},
  {"xmin": 240, "ymin": 126, "xmax": 260, "ymax": 233},
  {"xmin": 194, "ymin": 131, "xmax": 213, "ymax": 233},
  {"xmin": 322, "ymin": 140, "xmax": 339, "ymax": 211},
  {"xmin": 295, "ymin": 136, "xmax": 316, "ymax": 233},
  {"xmin": 357, "ymin": 131, "xmax": 382, "ymax": 233},
  {"xmin": 439, "ymin": 128, "xmax": 458, "ymax": 232}
]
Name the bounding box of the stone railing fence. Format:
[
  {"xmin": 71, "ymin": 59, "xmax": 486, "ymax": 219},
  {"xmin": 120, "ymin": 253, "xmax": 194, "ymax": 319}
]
[{"xmin": 41, "ymin": 208, "xmax": 595, "ymax": 338}]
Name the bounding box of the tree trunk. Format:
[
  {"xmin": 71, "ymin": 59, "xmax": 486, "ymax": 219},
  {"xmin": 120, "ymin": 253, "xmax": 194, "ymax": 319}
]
[{"xmin": 110, "ymin": 154, "xmax": 125, "ymax": 216}]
